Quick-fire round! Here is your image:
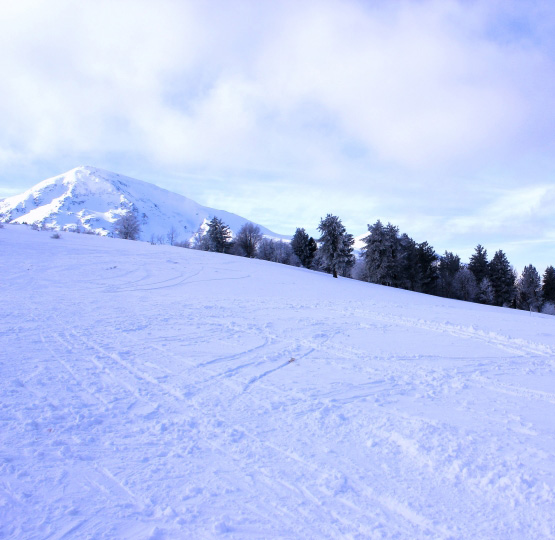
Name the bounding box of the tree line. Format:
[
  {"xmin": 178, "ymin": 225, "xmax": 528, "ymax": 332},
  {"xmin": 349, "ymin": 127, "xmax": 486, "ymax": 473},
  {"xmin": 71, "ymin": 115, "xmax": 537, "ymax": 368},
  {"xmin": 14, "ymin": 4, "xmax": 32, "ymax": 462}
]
[{"xmin": 113, "ymin": 210, "xmax": 555, "ymax": 314}]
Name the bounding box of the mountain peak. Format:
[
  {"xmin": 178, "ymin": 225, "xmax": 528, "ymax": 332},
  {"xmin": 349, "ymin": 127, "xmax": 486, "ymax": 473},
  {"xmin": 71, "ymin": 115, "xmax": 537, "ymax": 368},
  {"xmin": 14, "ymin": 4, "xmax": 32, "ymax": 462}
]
[{"xmin": 0, "ymin": 167, "xmax": 287, "ymax": 243}]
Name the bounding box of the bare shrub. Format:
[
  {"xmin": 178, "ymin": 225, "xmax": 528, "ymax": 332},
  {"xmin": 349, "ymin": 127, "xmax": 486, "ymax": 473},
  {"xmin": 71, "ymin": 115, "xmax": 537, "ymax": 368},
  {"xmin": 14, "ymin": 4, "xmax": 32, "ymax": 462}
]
[{"xmin": 113, "ymin": 211, "xmax": 141, "ymax": 240}]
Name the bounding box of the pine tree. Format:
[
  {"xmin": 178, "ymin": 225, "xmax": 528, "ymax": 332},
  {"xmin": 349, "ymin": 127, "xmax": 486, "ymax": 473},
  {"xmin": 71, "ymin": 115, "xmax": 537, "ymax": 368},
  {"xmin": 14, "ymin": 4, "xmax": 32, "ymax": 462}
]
[
  {"xmin": 488, "ymin": 250, "xmax": 515, "ymax": 306},
  {"xmin": 437, "ymin": 251, "xmax": 461, "ymax": 298},
  {"xmin": 291, "ymin": 228, "xmax": 317, "ymax": 268},
  {"xmin": 362, "ymin": 220, "xmax": 400, "ymax": 286},
  {"xmin": 307, "ymin": 237, "xmax": 317, "ymax": 264},
  {"xmin": 397, "ymin": 233, "xmax": 419, "ymax": 290},
  {"xmin": 336, "ymin": 232, "xmax": 356, "ymax": 277},
  {"xmin": 317, "ymin": 214, "xmax": 354, "ymax": 278},
  {"xmin": 542, "ymin": 266, "xmax": 555, "ymax": 304},
  {"xmin": 415, "ymin": 241, "xmax": 438, "ymax": 294},
  {"xmin": 516, "ymin": 265, "xmax": 542, "ymax": 311},
  {"xmin": 468, "ymin": 245, "xmax": 489, "ymax": 284},
  {"xmin": 206, "ymin": 217, "xmax": 232, "ymax": 253}
]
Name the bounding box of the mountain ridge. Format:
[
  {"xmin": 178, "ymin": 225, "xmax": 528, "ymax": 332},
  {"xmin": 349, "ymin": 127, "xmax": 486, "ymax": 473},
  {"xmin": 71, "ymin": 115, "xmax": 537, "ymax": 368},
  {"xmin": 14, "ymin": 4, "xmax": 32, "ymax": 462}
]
[{"xmin": 0, "ymin": 165, "xmax": 288, "ymax": 243}]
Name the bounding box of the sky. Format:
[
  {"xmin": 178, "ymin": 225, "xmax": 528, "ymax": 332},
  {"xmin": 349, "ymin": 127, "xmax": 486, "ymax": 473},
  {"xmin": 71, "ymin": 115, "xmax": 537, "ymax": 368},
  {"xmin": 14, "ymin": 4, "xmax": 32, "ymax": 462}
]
[{"xmin": 1, "ymin": 0, "xmax": 554, "ymax": 271}]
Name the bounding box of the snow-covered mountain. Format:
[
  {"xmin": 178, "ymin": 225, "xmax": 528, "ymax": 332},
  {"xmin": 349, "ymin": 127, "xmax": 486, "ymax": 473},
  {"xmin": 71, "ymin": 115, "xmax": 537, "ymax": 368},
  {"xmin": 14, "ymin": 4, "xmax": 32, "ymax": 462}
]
[{"xmin": 0, "ymin": 166, "xmax": 288, "ymax": 243}]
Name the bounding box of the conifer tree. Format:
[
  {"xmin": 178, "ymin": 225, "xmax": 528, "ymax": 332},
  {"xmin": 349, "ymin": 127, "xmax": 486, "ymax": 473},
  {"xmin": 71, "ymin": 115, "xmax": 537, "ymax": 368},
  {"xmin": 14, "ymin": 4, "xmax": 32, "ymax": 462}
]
[
  {"xmin": 397, "ymin": 233, "xmax": 419, "ymax": 290},
  {"xmin": 437, "ymin": 251, "xmax": 461, "ymax": 298},
  {"xmin": 488, "ymin": 250, "xmax": 515, "ymax": 306},
  {"xmin": 415, "ymin": 241, "xmax": 438, "ymax": 294},
  {"xmin": 542, "ymin": 266, "xmax": 555, "ymax": 304},
  {"xmin": 336, "ymin": 232, "xmax": 356, "ymax": 277},
  {"xmin": 516, "ymin": 265, "xmax": 542, "ymax": 311},
  {"xmin": 206, "ymin": 217, "xmax": 232, "ymax": 253},
  {"xmin": 317, "ymin": 214, "xmax": 354, "ymax": 278},
  {"xmin": 468, "ymin": 245, "xmax": 489, "ymax": 283},
  {"xmin": 291, "ymin": 228, "xmax": 317, "ymax": 268},
  {"xmin": 362, "ymin": 220, "xmax": 400, "ymax": 286}
]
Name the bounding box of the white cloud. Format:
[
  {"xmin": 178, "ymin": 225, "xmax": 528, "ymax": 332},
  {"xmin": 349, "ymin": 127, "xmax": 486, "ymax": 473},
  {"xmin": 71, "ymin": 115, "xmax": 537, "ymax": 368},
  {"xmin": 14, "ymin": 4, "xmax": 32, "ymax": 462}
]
[{"xmin": 1, "ymin": 0, "xmax": 554, "ymax": 269}]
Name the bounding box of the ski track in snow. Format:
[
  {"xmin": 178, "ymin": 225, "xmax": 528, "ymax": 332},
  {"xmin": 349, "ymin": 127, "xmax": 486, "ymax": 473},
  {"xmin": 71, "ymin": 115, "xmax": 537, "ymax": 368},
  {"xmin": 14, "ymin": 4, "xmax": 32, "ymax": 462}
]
[{"xmin": 1, "ymin": 225, "xmax": 555, "ymax": 539}]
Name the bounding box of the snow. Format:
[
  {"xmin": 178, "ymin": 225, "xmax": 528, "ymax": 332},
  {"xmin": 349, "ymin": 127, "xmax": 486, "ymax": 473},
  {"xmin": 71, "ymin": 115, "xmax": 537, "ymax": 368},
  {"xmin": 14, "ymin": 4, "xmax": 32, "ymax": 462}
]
[
  {"xmin": 2, "ymin": 223, "xmax": 555, "ymax": 539},
  {"xmin": 0, "ymin": 166, "xmax": 288, "ymax": 243}
]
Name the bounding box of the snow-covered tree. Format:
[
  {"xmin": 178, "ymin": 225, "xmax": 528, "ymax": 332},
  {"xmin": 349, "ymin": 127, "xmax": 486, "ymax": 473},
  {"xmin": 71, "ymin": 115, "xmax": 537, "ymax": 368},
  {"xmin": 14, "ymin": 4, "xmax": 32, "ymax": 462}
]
[
  {"xmin": 206, "ymin": 217, "xmax": 232, "ymax": 253},
  {"xmin": 273, "ymin": 241, "xmax": 297, "ymax": 265},
  {"xmin": 478, "ymin": 277, "xmax": 495, "ymax": 305},
  {"xmin": 336, "ymin": 233, "xmax": 356, "ymax": 277},
  {"xmin": 362, "ymin": 220, "xmax": 400, "ymax": 286},
  {"xmin": 488, "ymin": 250, "xmax": 515, "ymax": 306},
  {"xmin": 317, "ymin": 214, "xmax": 355, "ymax": 278},
  {"xmin": 468, "ymin": 245, "xmax": 489, "ymax": 284},
  {"xmin": 113, "ymin": 211, "xmax": 141, "ymax": 240},
  {"xmin": 256, "ymin": 238, "xmax": 276, "ymax": 261},
  {"xmin": 516, "ymin": 265, "xmax": 542, "ymax": 311},
  {"xmin": 291, "ymin": 228, "xmax": 317, "ymax": 268},
  {"xmin": 234, "ymin": 223, "xmax": 262, "ymax": 258},
  {"xmin": 453, "ymin": 267, "xmax": 478, "ymax": 302},
  {"xmin": 255, "ymin": 239, "xmax": 298, "ymax": 266}
]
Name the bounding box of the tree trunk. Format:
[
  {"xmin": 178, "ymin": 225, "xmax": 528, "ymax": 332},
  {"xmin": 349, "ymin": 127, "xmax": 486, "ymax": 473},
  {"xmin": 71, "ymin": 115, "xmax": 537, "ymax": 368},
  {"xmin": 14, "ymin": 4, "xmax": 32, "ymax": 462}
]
[{"xmin": 333, "ymin": 268, "xmax": 338, "ymax": 278}]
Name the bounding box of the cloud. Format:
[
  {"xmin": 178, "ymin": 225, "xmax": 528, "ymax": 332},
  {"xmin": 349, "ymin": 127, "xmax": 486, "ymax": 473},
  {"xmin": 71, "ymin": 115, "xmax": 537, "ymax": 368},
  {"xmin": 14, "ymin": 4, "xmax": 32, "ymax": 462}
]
[
  {"xmin": 1, "ymin": 0, "xmax": 554, "ymax": 269},
  {"xmin": 2, "ymin": 0, "xmax": 553, "ymax": 171}
]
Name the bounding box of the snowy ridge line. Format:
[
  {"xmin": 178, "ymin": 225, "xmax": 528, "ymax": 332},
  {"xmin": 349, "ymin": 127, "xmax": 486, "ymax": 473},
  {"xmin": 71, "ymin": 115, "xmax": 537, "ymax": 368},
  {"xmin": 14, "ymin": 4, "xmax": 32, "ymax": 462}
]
[{"xmin": 0, "ymin": 165, "xmax": 289, "ymax": 243}]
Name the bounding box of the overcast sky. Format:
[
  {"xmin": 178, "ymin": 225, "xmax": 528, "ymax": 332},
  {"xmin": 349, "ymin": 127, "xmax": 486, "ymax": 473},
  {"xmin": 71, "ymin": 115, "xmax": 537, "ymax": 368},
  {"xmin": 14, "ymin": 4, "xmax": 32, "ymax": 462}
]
[{"xmin": 1, "ymin": 0, "xmax": 554, "ymax": 271}]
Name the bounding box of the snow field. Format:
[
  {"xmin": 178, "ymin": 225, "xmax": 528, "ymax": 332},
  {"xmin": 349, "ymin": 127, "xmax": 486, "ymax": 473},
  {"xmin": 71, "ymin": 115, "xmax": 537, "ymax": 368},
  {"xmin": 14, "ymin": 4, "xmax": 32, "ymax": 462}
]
[{"xmin": 1, "ymin": 224, "xmax": 555, "ymax": 539}]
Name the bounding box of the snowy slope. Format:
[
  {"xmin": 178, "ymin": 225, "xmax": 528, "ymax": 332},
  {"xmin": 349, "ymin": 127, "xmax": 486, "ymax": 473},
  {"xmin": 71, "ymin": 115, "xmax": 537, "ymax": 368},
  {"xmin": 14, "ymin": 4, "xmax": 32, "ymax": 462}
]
[
  {"xmin": 0, "ymin": 166, "xmax": 288, "ymax": 243},
  {"xmin": 2, "ymin": 224, "xmax": 555, "ymax": 539}
]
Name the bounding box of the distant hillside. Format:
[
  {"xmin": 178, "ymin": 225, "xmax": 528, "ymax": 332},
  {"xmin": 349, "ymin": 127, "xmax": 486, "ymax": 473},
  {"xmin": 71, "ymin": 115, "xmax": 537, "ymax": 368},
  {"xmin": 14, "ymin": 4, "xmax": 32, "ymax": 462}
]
[{"xmin": 0, "ymin": 166, "xmax": 288, "ymax": 243}]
